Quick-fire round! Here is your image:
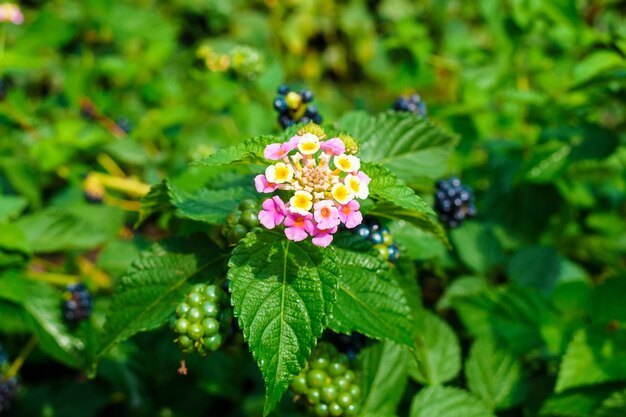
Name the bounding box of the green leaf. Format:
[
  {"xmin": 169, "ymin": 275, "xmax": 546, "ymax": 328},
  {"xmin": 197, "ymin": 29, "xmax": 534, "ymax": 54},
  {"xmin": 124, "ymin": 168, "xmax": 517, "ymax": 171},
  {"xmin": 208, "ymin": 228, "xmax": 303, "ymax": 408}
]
[
  {"xmin": 169, "ymin": 185, "xmax": 256, "ymax": 224},
  {"xmin": 95, "ymin": 236, "xmax": 222, "ymax": 362},
  {"xmin": 443, "ymin": 285, "xmax": 550, "ymax": 355},
  {"xmin": 135, "ymin": 180, "xmax": 174, "ymax": 227},
  {"xmin": 591, "ymin": 277, "xmax": 626, "ymax": 325},
  {"xmin": 192, "ymin": 135, "xmax": 274, "ymax": 167},
  {"xmin": 556, "ymin": 328, "xmax": 626, "ymax": 392},
  {"xmin": 15, "ymin": 206, "xmax": 124, "ymax": 253},
  {"xmin": 0, "ymin": 272, "xmax": 85, "ymax": 367},
  {"xmin": 540, "ymin": 385, "xmax": 622, "ymax": 417},
  {"xmin": 227, "ymin": 231, "xmax": 340, "ymax": 416},
  {"xmin": 389, "ymin": 221, "xmax": 446, "ymax": 261},
  {"xmin": 0, "ymin": 195, "xmax": 28, "ymax": 223},
  {"xmin": 409, "ymin": 386, "xmax": 496, "ymax": 417},
  {"xmin": 594, "ymin": 389, "xmax": 626, "ymax": 417},
  {"xmin": 573, "ymin": 51, "xmax": 626, "ymax": 87},
  {"xmin": 410, "ymin": 311, "xmax": 461, "ymax": 385},
  {"xmin": 358, "ymin": 341, "xmax": 410, "ymax": 416},
  {"xmin": 450, "ymin": 223, "xmax": 504, "ymax": 274},
  {"xmin": 363, "ymin": 162, "xmax": 446, "ymax": 244},
  {"xmin": 465, "ymin": 337, "xmax": 528, "ymax": 410},
  {"xmin": 338, "ymin": 111, "xmax": 458, "ymax": 183},
  {"xmin": 328, "ymin": 248, "xmax": 414, "ymax": 346},
  {"xmin": 0, "ymin": 223, "xmax": 31, "ymax": 255},
  {"xmin": 0, "ymin": 300, "xmax": 29, "ymax": 333},
  {"xmin": 507, "ymin": 246, "xmax": 561, "ymax": 297}
]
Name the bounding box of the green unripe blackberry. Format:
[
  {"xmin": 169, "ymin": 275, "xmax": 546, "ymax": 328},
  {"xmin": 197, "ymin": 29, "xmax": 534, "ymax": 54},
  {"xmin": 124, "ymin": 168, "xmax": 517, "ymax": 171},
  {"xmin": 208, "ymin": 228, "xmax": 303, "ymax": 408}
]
[
  {"xmin": 221, "ymin": 200, "xmax": 261, "ymax": 245},
  {"xmin": 172, "ymin": 283, "xmax": 232, "ymax": 355},
  {"xmin": 290, "ymin": 342, "xmax": 361, "ymax": 416}
]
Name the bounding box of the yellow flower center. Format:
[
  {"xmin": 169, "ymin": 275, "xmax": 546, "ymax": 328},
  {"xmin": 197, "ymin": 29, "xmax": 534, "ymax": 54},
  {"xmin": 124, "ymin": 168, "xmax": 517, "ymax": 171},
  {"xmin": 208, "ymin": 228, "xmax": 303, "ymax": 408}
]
[{"xmin": 275, "ymin": 165, "xmax": 291, "ymax": 181}]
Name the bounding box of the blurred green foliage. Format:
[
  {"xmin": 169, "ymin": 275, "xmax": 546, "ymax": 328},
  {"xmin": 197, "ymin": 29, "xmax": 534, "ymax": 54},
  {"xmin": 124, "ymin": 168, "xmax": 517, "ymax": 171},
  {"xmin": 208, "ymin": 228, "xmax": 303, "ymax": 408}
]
[{"xmin": 1, "ymin": 0, "xmax": 625, "ymax": 416}]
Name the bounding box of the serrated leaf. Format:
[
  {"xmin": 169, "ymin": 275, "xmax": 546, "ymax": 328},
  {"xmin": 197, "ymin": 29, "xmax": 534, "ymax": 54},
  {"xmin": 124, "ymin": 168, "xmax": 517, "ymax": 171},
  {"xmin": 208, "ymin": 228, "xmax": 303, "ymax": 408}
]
[
  {"xmin": 410, "ymin": 310, "xmax": 461, "ymax": 385},
  {"xmin": 15, "ymin": 206, "xmax": 124, "ymax": 253},
  {"xmin": 0, "ymin": 272, "xmax": 85, "ymax": 367},
  {"xmin": 95, "ymin": 236, "xmax": 222, "ymax": 362},
  {"xmin": 169, "ymin": 184, "xmax": 256, "ymax": 224},
  {"xmin": 359, "ymin": 341, "xmax": 410, "ymax": 415},
  {"xmin": 594, "ymin": 388, "xmax": 626, "ymax": 417},
  {"xmin": 0, "ymin": 195, "xmax": 28, "ymax": 223},
  {"xmin": 465, "ymin": 337, "xmax": 528, "ymax": 410},
  {"xmin": 409, "ymin": 386, "xmax": 496, "ymax": 417},
  {"xmin": 135, "ymin": 180, "xmax": 174, "ymax": 227},
  {"xmin": 328, "ymin": 248, "xmax": 414, "ymax": 346},
  {"xmin": 338, "ymin": 111, "xmax": 458, "ymax": 183},
  {"xmin": 192, "ymin": 135, "xmax": 275, "ymax": 167},
  {"xmin": 556, "ymin": 328, "xmax": 626, "ymax": 392},
  {"xmin": 363, "ymin": 162, "xmax": 447, "ymax": 244},
  {"xmin": 227, "ymin": 231, "xmax": 339, "ymax": 416}
]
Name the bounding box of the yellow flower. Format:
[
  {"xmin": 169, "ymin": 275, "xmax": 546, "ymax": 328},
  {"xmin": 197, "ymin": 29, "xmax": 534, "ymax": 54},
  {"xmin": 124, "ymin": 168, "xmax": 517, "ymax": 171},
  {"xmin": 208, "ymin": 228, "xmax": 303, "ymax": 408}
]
[
  {"xmin": 289, "ymin": 190, "xmax": 313, "ymax": 215},
  {"xmin": 297, "ymin": 133, "xmax": 320, "ymax": 155},
  {"xmin": 331, "ymin": 184, "xmax": 354, "ymax": 205},
  {"xmin": 333, "ymin": 154, "xmax": 360, "ymax": 173},
  {"xmin": 265, "ymin": 162, "xmax": 294, "ymax": 184}
]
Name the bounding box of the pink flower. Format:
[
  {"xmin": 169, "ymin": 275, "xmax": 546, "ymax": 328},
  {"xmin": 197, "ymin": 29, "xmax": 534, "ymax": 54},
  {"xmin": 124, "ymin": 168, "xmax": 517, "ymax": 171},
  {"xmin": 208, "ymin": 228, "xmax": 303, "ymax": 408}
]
[
  {"xmin": 264, "ymin": 137, "xmax": 300, "ymax": 160},
  {"xmin": 338, "ymin": 200, "xmax": 363, "ymax": 229},
  {"xmin": 258, "ymin": 196, "xmax": 286, "ymax": 229},
  {"xmin": 357, "ymin": 171, "xmax": 371, "ymax": 185},
  {"xmin": 312, "ymin": 226, "xmax": 338, "ymax": 248},
  {"xmin": 284, "ymin": 213, "xmax": 314, "ymax": 242},
  {"xmin": 320, "ymin": 138, "xmax": 346, "ymax": 156},
  {"xmin": 313, "ymin": 200, "xmax": 340, "ymax": 230},
  {"xmin": 255, "ymin": 174, "xmax": 278, "ymax": 193}
]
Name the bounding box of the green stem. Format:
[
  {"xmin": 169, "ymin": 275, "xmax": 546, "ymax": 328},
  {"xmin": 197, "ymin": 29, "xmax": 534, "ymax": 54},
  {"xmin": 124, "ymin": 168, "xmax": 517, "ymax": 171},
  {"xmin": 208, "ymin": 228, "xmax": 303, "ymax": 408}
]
[{"xmin": 5, "ymin": 336, "xmax": 38, "ymax": 379}]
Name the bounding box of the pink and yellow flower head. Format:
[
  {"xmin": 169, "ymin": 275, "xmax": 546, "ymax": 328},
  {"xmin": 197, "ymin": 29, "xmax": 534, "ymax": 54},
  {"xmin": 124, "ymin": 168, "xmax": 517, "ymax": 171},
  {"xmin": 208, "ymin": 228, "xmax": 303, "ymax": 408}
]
[
  {"xmin": 256, "ymin": 126, "xmax": 369, "ymax": 247},
  {"xmin": 0, "ymin": 3, "xmax": 23, "ymax": 25}
]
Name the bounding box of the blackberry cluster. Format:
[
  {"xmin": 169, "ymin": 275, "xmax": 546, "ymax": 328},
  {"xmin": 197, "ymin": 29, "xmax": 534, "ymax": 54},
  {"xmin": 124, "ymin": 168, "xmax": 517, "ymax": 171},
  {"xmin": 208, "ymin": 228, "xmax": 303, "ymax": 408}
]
[
  {"xmin": 62, "ymin": 283, "xmax": 93, "ymax": 324},
  {"xmin": 0, "ymin": 345, "xmax": 18, "ymax": 413},
  {"xmin": 434, "ymin": 177, "xmax": 476, "ymax": 228},
  {"xmin": 291, "ymin": 343, "xmax": 361, "ymax": 417},
  {"xmin": 0, "ymin": 377, "xmax": 19, "ymax": 413},
  {"xmin": 392, "ymin": 93, "xmax": 427, "ymax": 117},
  {"xmin": 325, "ymin": 332, "xmax": 370, "ymax": 362},
  {"xmin": 172, "ymin": 283, "xmax": 232, "ymax": 356},
  {"xmin": 352, "ymin": 217, "xmax": 400, "ymax": 264},
  {"xmin": 221, "ymin": 199, "xmax": 261, "ymax": 245},
  {"xmin": 273, "ymin": 85, "xmax": 322, "ymax": 129}
]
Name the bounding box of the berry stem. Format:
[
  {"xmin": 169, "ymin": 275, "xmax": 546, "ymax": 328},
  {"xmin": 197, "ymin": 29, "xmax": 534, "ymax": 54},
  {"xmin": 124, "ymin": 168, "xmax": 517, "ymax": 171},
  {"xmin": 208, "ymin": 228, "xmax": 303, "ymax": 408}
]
[
  {"xmin": 5, "ymin": 336, "xmax": 38, "ymax": 379},
  {"xmin": 177, "ymin": 355, "xmax": 188, "ymax": 376},
  {"xmin": 26, "ymin": 270, "xmax": 79, "ymax": 286},
  {"xmin": 97, "ymin": 153, "xmax": 127, "ymax": 178}
]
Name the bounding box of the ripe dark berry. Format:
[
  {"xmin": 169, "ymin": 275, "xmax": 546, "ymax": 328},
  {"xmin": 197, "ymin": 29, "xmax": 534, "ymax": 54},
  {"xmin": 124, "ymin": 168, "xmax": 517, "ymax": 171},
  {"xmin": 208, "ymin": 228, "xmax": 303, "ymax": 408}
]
[
  {"xmin": 325, "ymin": 332, "xmax": 371, "ymax": 361},
  {"xmin": 273, "ymin": 85, "xmax": 323, "ymax": 129},
  {"xmin": 221, "ymin": 199, "xmax": 261, "ymax": 245},
  {"xmin": 300, "ymin": 89, "xmax": 314, "ymax": 103},
  {"xmin": 392, "ymin": 93, "xmax": 427, "ymax": 117},
  {"xmin": 277, "ymin": 84, "xmax": 290, "ymax": 95},
  {"xmin": 62, "ymin": 283, "xmax": 93, "ymax": 325},
  {"xmin": 291, "ymin": 342, "xmax": 361, "ymax": 416},
  {"xmin": 273, "ymin": 96, "xmax": 288, "ymax": 112},
  {"xmin": 172, "ymin": 283, "xmax": 232, "ymax": 355},
  {"xmin": 116, "ymin": 117, "xmax": 132, "ymax": 134},
  {"xmin": 434, "ymin": 177, "xmax": 476, "ymax": 228},
  {"xmin": 0, "ymin": 377, "xmax": 19, "ymax": 413}
]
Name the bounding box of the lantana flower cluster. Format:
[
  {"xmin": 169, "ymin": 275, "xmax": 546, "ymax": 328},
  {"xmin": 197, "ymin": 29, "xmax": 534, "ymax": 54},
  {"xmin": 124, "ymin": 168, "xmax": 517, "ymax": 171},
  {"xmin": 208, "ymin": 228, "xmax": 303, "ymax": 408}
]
[
  {"xmin": 0, "ymin": 3, "xmax": 23, "ymax": 25},
  {"xmin": 255, "ymin": 127, "xmax": 369, "ymax": 247}
]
